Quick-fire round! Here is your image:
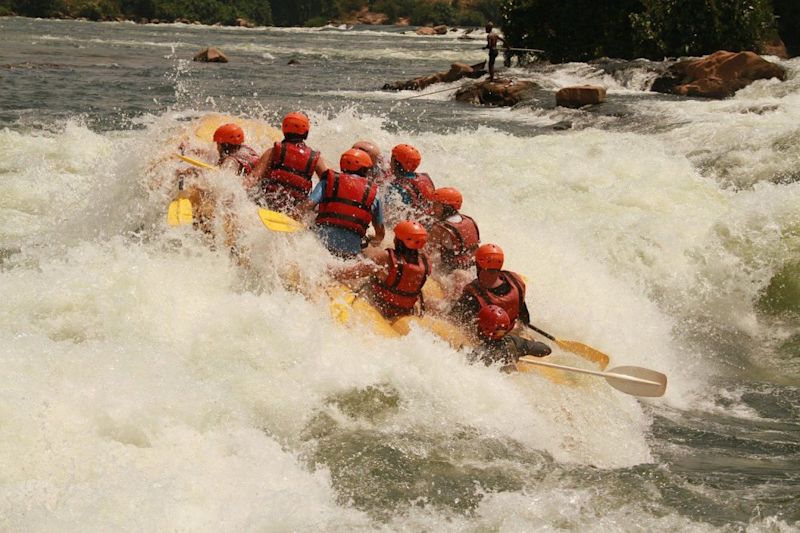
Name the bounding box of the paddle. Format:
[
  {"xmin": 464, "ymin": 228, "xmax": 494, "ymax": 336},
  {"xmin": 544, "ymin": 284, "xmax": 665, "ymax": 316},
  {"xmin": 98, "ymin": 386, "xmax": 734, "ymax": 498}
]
[
  {"xmin": 166, "ymin": 175, "xmax": 193, "ymax": 226},
  {"xmin": 526, "ymin": 323, "xmax": 610, "ymax": 370},
  {"xmin": 166, "ymin": 153, "xmax": 217, "ymax": 226},
  {"xmin": 517, "ymin": 356, "xmax": 667, "ymax": 397},
  {"xmin": 257, "ymin": 208, "xmax": 305, "ymax": 233},
  {"xmin": 175, "ymin": 153, "xmax": 216, "ymax": 170}
]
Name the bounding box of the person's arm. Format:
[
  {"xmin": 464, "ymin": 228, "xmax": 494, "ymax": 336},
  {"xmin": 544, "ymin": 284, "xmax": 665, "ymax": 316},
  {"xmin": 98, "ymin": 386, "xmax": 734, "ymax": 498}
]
[
  {"xmin": 332, "ymin": 251, "xmax": 388, "ymax": 283},
  {"xmin": 369, "ymin": 198, "xmax": 385, "ymax": 246},
  {"xmin": 449, "ymin": 290, "xmax": 479, "ymax": 326},
  {"xmin": 314, "ymin": 155, "xmax": 329, "ymax": 178},
  {"xmin": 301, "ymin": 179, "xmax": 325, "ymax": 215},
  {"xmin": 246, "ymin": 147, "xmax": 273, "ymax": 189}
]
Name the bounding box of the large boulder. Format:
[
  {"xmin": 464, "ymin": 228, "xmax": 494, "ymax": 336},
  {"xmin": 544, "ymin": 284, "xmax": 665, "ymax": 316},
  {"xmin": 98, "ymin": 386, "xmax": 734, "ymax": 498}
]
[
  {"xmin": 455, "ymin": 79, "xmax": 537, "ymax": 107},
  {"xmin": 383, "ymin": 61, "xmax": 487, "ymax": 91},
  {"xmin": 193, "ymin": 47, "xmax": 229, "ymax": 63},
  {"xmin": 433, "ymin": 25, "xmax": 448, "ymax": 35},
  {"xmin": 416, "ymin": 27, "xmax": 436, "ymax": 36},
  {"xmin": 651, "ymin": 50, "xmax": 785, "ymax": 99},
  {"xmin": 556, "ymin": 85, "xmax": 606, "ymax": 108}
]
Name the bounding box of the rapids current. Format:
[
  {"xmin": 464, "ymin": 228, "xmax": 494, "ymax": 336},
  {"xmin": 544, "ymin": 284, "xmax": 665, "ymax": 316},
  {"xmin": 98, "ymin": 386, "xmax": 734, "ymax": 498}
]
[{"xmin": 1, "ymin": 16, "xmax": 799, "ymax": 531}]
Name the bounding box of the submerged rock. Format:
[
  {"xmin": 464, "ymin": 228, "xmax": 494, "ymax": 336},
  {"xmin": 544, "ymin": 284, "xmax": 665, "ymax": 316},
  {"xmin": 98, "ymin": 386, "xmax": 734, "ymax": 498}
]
[
  {"xmin": 556, "ymin": 85, "xmax": 606, "ymax": 108},
  {"xmin": 193, "ymin": 47, "xmax": 228, "ymax": 63},
  {"xmin": 383, "ymin": 61, "xmax": 486, "ymax": 91},
  {"xmin": 651, "ymin": 50, "xmax": 786, "ymax": 99},
  {"xmin": 455, "ymin": 79, "xmax": 537, "ymax": 107}
]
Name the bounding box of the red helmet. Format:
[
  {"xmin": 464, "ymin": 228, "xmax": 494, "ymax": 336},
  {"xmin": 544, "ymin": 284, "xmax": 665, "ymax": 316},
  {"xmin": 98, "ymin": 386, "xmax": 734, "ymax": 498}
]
[
  {"xmin": 340, "ymin": 148, "xmax": 373, "ymax": 173},
  {"xmin": 391, "ymin": 144, "xmax": 421, "ymax": 172},
  {"xmin": 394, "ymin": 220, "xmax": 427, "ymax": 249},
  {"xmin": 213, "ymin": 123, "xmax": 244, "ymax": 145},
  {"xmin": 475, "ymin": 243, "xmax": 504, "ymax": 270},
  {"xmin": 477, "ymin": 305, "xmax": 511, "ymax": 340},
  {"xmin": 432, "ymin": 187, "xmax": 463, "ymax": 210},
  {"xmin": 282, "ymin": 112, "xmax": 310, "ymax": 135}
]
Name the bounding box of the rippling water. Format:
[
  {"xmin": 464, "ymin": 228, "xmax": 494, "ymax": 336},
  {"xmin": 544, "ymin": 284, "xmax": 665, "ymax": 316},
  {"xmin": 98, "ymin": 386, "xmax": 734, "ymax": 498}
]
[{"xmin": 1, "ymin": 16, "xmax": 799, "ymax": 531}]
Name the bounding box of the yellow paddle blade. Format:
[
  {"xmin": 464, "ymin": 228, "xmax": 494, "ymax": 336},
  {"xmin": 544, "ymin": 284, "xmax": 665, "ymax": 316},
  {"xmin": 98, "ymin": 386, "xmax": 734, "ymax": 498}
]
[
  {"xmin": 554, "ymin": 339, "xmax": 610, "ymax": 370},
  {"xmin": 257, "ymin": 208, "xmax": 305, "ymax": 233},
  {"xmin": 167, "ymin": 198, "xmax": 193, "ymax": 226},
  {"xmin": 175, "ymin": 154, "xmax": 216, "ymax": 170}
]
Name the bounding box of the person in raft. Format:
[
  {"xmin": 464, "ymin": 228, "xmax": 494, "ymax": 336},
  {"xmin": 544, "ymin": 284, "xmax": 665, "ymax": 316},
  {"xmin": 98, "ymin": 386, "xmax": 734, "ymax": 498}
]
[
  {"xmin": 473, "ymin": 305, "xmax": 551, "ymax": 371},
  {"xmin": 351, "ymin": 140, "xmax": 390, "ymax": 186},
  {"xmin": 427, "ymin": 187, "xmax": 480, "ymax": 276},
  {"xmin": 212, "ymin": 123, "xmax": 261, "ymax": 176},
  {"xmin": 302, "ymin": 148, "xmax": 385, "ymax": 259},
  {"xmin": 384, "ymin": 144, "xmax": 436, "ymax": 225},
  {"xmin": 450, "ymin": 244, "xmax": 549, "ymax": 352},
  {"xmin": 173, "ymin": 123, "xmax": 260, "ymax": 259},
  {"xmin": 335, "ymin": 220, "xmax": 431, "ymax": 320},
  {"xmin": 248, "ymin": 112, "xmax": 328, "ymax": 216}
]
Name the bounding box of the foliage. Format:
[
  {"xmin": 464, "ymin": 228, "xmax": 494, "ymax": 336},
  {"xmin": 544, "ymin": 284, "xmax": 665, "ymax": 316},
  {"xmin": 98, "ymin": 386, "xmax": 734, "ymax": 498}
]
[
  {"xmin": 502, "ymin": 0, "xmax": 778, "ymax": 62},
  {"xmin": 631, "ymin": 0, "xmax": 775, "ymax": 57},
  {"xmin": 501, "ymin": 0, "xmax": 640, "ymax": 62},
  {"xmin": 410, "ymin": 1, "xmax": 455, "ymax": 25},
  {"xmin": 271, "ymin": 0, "xmax": 336, "ymax": 26}
]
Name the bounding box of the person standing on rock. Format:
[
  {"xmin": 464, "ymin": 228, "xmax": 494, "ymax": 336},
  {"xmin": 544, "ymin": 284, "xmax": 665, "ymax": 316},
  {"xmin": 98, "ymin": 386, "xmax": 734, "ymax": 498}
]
[{"xmin": 483, "ymin": 22, "xmax": 506, "ymax": 82}]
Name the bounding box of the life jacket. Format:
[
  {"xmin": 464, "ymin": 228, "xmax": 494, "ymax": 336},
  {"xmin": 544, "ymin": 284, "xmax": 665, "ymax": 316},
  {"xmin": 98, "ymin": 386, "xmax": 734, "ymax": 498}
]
[
  {"xmin": 391, "ymin": 172, "xmax": 435, "ymax": 213},
  {"xmin": 435, "ymin": 214, "xmax": 480, "ymax": 271},
  {"xmin": 371, "ymin": 249, "xmax": 431, "ymax": 318},
  {"xmin": 263, "ymin": 140, "xmax": 320, "ymax": 204},
  {"xmin": 465, "ymin": 271, "xmax": 526, "ymax": 328},
  {"xmin": 224, "ymin": 145, "xmax": 260, "ymax": 176},
  {"xmin": 315, "ymin": 170, "xmax": 378, "ymax": 237}
]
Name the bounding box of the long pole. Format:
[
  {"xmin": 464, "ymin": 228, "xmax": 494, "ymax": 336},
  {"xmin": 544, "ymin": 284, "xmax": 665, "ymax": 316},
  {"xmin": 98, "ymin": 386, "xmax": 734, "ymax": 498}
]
[
  {"xmin": 508, "ymin": 47, "xmax": 545, "ymax": 53},
  {"xmin": 400, "ymin": 85, "xmax": 469, "ymax": 100}
]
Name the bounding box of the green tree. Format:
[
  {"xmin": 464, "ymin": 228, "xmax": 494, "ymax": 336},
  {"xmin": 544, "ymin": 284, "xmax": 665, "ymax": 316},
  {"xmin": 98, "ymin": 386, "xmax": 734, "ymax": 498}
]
[
  {"xmin": 631, "ymin": 0, "xmax": 775, "ymax": 57},
  {"xmin": 501, "ymin": 0, "xmax": 640, "ymax": 62}
]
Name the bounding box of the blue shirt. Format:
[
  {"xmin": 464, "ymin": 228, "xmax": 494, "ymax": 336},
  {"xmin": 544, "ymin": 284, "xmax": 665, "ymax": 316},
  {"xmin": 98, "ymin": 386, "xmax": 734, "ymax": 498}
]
[
  {"xmin": 309, "ymin": 178, "xmax": 384, "ymax": 225},
  {"xmin": 309, "ymin": 177, "xmax": 384, "ymax": 257}
]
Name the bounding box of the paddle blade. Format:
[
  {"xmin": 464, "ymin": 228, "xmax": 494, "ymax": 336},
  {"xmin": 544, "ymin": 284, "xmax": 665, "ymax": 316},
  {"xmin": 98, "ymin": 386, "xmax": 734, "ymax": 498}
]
[
  {"xmin": 167, "ymin": 198, "xmax": 193, "ymax": 226},
  {"xmin": 175, "ymin": 154, "xmax": 217, "ymax": 170},
  {"xmin": 258, "ymin": 208, "xmax": 304, "ymax": 233},
  {"xmin": 604, "ymin": 366, "xmax": 667, "ymax": 398},
  {"xmin": 554, "ymin": 338, "xmax": 610, "ymax": 369}
]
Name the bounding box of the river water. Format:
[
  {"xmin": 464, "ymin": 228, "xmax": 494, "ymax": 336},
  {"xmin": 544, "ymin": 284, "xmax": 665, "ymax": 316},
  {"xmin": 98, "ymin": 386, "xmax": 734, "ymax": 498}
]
[{"xmin": 1, "ymin": 16, "xmax": 799, "ymax": 531}]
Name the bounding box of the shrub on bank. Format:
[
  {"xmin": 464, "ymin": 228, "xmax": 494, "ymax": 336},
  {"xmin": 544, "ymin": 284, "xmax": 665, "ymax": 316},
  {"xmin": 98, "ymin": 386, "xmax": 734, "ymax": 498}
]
[{"xmin": 502, "ymin": 0, "xmax": 779, "ymax": 62}]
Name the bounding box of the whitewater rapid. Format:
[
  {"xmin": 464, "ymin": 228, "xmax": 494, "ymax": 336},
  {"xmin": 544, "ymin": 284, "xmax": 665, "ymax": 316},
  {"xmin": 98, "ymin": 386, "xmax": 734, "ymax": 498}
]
[{"xmin": 1, "ymin": 16, "xmax": 798, "ymax": 531}]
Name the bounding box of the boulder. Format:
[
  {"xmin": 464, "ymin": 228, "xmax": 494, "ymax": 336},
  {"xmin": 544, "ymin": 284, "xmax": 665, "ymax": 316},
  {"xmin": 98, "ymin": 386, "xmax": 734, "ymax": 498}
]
[
  {"xmin": 416, "ymin": 27, "xmax": 436, "ymax": 36},
  {"xmin": 235, "ymin": 18, "xmax": 255, "ymax": 28},
  {"xmin": 433, "ymin": 25, "xmax": 448, "ymax": 35},
  {"xmin": 383, "ymin": 61, "xmax": 487, "ymax": 91},
  {"xmin": 556, "ymin": 85, "xmax": 606, "ymax": 108},
  {"xmin": 396, "ymin": 17, "xmax": 410, "ymax": 26},
  {"xmin": 354, "ymin": 7, "xmax": 388, "ymax": 25},
  {"xmin": 455, "ymin": 79, "xmax": 537, "ymax": 107},
  {"xmin": 651, "ymin": 50, "xmax": 786, "ymax": 99},
  {"xmin": 193, "ymin": 47, "xmax": 229, "ymax": 63},
  {"xmin": 762, "ymin": 37, "xmax": 789, "ymax": 59}
]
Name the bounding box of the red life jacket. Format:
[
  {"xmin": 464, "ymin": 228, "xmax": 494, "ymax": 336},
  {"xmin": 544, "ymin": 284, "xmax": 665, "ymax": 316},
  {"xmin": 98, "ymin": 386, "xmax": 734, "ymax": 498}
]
[
  {"xmin": 435, "ymin": 214, "xmax": 480, "ymax": 271},
  {"xmin": 465, "ymin": 271, "xmax": 526, "ymax": 328},
  {"xmin": 264, "ymin": 140, "xmax": 320, "ymax": 203},
  {"xmin": 392, "ymin": 172, "xmax": 435, "ymax": 213},
  {"xmin": 224, "ymin": 145, "xmax": 260, "ymax": 176},
  {"xmin": 315, "ymin": 170, "xmax": 378, "ymax": 237},
  {"xmin": 371, "ymin": 249, "xmax": 431, "ymax": 318}
]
